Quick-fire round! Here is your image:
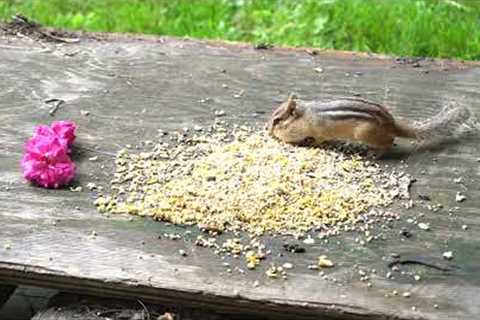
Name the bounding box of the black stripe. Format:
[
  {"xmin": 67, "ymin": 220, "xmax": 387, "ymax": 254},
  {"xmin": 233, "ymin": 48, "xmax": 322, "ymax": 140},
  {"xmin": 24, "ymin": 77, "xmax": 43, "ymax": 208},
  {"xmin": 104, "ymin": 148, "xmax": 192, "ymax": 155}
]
[
  {"xmin": 321, "ymin": 110, "xmax": 378, "ymax": 122},
  {"xmin": 319, "ymin": 99, "xmax": 392, "ymax": 120}
]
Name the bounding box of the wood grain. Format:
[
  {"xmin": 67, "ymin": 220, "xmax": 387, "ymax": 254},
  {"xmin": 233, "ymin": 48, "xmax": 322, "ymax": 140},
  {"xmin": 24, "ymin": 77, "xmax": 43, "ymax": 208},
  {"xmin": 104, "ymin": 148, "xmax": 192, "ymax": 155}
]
[{"xmin": 0, "ymin": 28, "xmax": 479, "ymax": 320}]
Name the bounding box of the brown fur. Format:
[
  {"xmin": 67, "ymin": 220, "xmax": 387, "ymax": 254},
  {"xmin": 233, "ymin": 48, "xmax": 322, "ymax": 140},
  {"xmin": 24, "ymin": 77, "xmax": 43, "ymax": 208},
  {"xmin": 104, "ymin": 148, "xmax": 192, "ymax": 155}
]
[{"xmin": 265, "ymin": 95, "xmax": 418, "ymax": 157}]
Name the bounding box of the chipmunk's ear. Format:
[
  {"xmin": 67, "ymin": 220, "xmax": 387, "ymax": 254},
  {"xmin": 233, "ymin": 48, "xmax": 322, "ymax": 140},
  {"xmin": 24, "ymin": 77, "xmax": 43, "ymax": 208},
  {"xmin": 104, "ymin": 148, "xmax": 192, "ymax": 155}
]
[
  {"xmin": 285, "ymin": 94, "xmax": 297, "ymax": 114},
  {"xmin": 287, "ymin": 94, "xmax": 297, "ymax": 103}
]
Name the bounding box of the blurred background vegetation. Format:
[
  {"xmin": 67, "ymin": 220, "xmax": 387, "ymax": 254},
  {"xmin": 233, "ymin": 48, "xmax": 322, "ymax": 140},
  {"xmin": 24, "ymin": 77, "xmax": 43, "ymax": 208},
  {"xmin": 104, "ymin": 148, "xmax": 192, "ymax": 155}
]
[{"xmin": 1, "ymin": 0, "xmax": 479, "ymax": 60}]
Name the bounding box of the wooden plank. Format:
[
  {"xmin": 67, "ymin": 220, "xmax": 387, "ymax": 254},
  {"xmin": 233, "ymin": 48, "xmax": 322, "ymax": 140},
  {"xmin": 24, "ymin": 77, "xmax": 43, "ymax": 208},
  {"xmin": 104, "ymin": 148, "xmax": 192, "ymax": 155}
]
[
  {"xmin": 0, "ymin": 28, "xmax": 479, "ymax": 320},
  {"xmin": 0, "ymin": 284, "xmax": 16, "ymax": 308}
]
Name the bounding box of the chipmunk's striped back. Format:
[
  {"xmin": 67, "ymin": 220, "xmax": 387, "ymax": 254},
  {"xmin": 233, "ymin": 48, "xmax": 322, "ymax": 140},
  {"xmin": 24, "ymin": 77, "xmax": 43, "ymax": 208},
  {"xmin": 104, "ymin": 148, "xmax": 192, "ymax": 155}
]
[{"xmin": 303, "ymin": 97, "xmax": 395, "ymax": 124}]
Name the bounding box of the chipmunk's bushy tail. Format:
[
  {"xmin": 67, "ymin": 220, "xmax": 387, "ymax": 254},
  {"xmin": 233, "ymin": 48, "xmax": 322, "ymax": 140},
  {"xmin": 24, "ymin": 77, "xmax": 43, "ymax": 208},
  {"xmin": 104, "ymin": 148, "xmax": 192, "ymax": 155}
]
[{"xmin": 394, "ymin": 104, "xmax": 480, "ymax": 143}]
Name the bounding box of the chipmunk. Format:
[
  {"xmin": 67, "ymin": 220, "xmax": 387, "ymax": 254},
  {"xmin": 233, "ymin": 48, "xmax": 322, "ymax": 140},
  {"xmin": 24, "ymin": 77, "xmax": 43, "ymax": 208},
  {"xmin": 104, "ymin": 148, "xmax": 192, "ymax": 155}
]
[{"xmin": 266, "ymin": 94, "xmax": 479, "ymax": 157}]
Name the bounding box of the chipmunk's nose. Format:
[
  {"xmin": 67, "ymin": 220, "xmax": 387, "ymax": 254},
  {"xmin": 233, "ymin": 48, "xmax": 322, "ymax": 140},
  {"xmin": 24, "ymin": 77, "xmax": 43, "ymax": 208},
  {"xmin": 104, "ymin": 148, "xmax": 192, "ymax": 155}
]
[{"xmin": 265, "ymin": 122, "xmax": 275, "ymax": 137}]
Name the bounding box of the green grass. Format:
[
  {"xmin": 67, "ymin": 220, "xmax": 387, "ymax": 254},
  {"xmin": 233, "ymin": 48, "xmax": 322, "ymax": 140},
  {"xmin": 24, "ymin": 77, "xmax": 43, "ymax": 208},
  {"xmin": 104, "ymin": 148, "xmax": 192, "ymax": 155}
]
[{"xmin": 1, "ymin": 0, "xmax": 480, "ymax": 60}]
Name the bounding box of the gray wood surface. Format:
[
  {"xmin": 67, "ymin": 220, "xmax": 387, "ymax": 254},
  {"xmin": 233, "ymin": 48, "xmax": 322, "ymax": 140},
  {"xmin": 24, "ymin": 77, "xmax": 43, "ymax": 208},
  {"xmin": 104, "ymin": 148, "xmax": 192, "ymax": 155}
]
[{"xmin": 0, "ymin": 28, "xmax": 479, "ymax": 320}]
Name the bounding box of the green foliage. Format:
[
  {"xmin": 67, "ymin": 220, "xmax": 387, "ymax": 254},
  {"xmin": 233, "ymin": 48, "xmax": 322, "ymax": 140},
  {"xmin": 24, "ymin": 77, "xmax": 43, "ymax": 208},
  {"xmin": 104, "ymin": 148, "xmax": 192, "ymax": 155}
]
[{"xmin": 1, "ymin": 0, "xmax": 479, "ymax": 60}]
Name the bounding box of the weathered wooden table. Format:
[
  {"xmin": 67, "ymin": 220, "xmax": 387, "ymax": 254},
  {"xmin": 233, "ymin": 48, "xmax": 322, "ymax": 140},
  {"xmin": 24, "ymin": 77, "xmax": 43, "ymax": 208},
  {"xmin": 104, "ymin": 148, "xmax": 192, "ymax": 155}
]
[{"xmin": 0, "ymin": 27, "xmax": 479, "ymax": 320}]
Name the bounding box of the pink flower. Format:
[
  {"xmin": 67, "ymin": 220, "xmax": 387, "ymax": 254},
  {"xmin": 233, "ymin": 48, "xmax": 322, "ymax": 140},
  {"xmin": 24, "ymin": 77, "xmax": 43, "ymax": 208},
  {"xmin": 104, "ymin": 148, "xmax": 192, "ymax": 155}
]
[
  {"xmin": 33, "ymin": 121, "xmax": 77, "ymax": 151},
  {"xmin": 51, "ymin": 121, "xmax": 76, "ymax": 147},
  {"xmin": 21, "ymin": 134, "xmax": 76, "ymax": 188},
  {"xmin": 21, "ymin": 121, "xmax": 77, "ymax": 189}
]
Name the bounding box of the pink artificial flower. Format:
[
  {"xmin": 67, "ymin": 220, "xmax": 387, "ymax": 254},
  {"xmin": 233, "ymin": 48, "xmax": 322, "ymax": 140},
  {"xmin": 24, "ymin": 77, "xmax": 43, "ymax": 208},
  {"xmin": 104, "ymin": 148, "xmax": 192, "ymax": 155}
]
[
  {"xmin": 33, "ymin": 121, "xmax": 77, "ymax": 151},
  {"xmin": 21, "ymin": 121, "xmax": 77, "ymax": 189},
  {"xmin": 51, "ymin": 121, "xmax": 76, "ymax": 147},
  {"xmin": 21, "ymin": 134, "xmax": 76, "ymax": 188}
]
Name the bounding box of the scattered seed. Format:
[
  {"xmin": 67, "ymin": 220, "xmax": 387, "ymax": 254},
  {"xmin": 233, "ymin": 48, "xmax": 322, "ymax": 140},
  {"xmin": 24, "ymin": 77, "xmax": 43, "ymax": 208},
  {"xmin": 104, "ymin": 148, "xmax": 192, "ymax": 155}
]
[
  {"xmin": 303, "ymin": 236, "xmax": 315, "ymax": 245},
  {"xmin": 404, "ymin": 199, "xmax": 414, "ymax": 209},
  {"xmin": 455, "ymin": 192, "xmax": 466, "ymax": 202},
  {"xmin": 246, "ymin": 251, "xmax": 260, "ymax": 269},
  {"xmin": 86, "ymin": 182, "xmax": 97, "ymax": 190},
  {"xmin": 179, "ymin": 249, "xmax": 187, "ymax": 257},
  {"xmin": 318, "ymin": 255, "xmax": 334, "ymax": 268},
  {"xmin": 282, "ymin": 263, "xmax": 294, "ymax": 270},
  {"xmin": 70, "ymin": 186, "xmax": 83, "ymax": 192},
  {"xmin": 417, "ymin": 222, "xmax": 430, "ymax": 231},
  {"xmin": 266, "ymin": 264, "xmax": 281, "ymax": 278},
  {"xmin": 200, "ymin": 98, "xmax": 212, "ymax": 104},
  {"xmin": 403, "ymin": 292, "xmax": 411, "ymax": 298},
  {"xmin": 283, "ymin": 244, "xmax": 306, "ymax": 253},
  {"xmin": 233, "ymin": 90, "xmax": 245, "ymax": 98},
  {"xmin": 214, "ymin": 110, "xmax": 226, "ymax": 117},
  {"xmin": 443, "ymin": 251, "xmax": 454, "ymax": 260},
  {"xmin": 205, "ymin": 176, "xmax": 217, "ymax": 182}
]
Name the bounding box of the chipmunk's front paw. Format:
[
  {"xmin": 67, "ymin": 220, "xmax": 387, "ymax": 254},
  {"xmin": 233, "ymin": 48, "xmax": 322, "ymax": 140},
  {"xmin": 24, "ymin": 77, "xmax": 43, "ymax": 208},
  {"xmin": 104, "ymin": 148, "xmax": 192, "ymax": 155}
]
[
  {"xmin": 366, "ymin": 149, "xmax": 387, "ymax": 160},
  {"xmin": 299, "ymin": 137, "xmax": 316, "ymax": 146}
]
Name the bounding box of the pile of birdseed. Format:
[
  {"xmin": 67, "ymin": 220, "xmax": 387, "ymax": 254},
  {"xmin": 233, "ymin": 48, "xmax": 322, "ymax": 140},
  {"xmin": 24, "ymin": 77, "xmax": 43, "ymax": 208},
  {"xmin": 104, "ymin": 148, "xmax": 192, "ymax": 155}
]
[{"xmin": 94, "ymin": 125, "xmax": 409, "ymax": 237}]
